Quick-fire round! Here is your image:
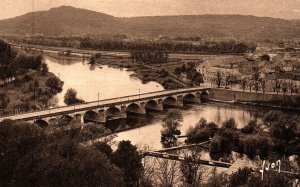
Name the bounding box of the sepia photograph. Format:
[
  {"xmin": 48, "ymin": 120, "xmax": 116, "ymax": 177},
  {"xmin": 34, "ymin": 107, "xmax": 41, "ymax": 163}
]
[{"xmin": 0, "ymin": 0, "xmax": 299, "ymax": 186}]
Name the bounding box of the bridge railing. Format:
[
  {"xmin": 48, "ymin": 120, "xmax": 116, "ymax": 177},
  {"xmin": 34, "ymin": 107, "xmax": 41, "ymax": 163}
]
[{"xmin": 0, "ymin": 87, "xmax": 209, "ymax": 120}]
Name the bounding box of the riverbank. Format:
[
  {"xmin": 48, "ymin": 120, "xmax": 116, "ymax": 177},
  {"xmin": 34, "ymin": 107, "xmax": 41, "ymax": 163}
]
[
  {"xmin": 209, "ymin": 88, "xmax": 300, "ymax": 110},
  {"xmin": 93, "ymin": 56, "xmax": 185, "ymax": 89}
]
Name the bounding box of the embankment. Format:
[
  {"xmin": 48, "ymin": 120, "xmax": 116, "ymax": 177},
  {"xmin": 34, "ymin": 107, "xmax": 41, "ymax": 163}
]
[{"xmin": 209, "ymin": 88, "xmax": 300, "ymax": 109}]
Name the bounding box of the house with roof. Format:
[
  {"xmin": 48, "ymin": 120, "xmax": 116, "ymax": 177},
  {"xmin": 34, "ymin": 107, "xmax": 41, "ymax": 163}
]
[{"xmin": 197, "ymin": 56, "xmax": 248, "ymax": 83}]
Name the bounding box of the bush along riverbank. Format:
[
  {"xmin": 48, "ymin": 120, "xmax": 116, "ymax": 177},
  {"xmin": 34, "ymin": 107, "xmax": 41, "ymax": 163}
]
[{"xmin": 185, "ymin": 111, "xmax": 300, "ymax": 163}]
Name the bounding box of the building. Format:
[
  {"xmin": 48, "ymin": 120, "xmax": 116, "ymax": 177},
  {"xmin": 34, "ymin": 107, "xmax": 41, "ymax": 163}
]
[{"xmin": 197, "ymin": 56, "xmax": 248, "ymax": 83}]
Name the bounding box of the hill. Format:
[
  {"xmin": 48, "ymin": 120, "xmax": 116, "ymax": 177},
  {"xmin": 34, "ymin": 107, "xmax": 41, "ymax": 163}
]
[{"xmin": 0, "ymin": 6, "xmax": 299, "ymax": 39}]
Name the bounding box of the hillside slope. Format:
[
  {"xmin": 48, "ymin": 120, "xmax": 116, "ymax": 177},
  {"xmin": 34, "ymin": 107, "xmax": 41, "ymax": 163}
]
[{"xmin": 0, "ymin": 6, "xmax": 299, "ymax": 39}]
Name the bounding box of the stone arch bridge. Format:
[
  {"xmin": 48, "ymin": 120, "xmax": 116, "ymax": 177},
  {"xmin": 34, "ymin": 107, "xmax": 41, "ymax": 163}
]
[{"xmin": 0, "ymin": 87, "xmax": 210, "ymax": 127}]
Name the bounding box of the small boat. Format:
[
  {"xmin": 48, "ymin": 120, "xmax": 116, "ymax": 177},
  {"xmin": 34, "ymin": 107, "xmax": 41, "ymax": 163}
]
[{"xmin": 98, "ymin": 66, "xmax": 103, "ymax": 69}]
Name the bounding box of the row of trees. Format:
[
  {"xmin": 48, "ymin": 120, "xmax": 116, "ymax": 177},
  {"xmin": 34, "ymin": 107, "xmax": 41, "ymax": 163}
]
[
  {"xmin": 11, "ymin": 36, "xmax": 256, "ymax": 54},
  {"xmin": 214, "ymin": 69, "xmax": 300, "ymax": 96},
  {"xmin": 131, "ymin": 50, "xmax": 169, "ymax": 64},
  {"xmin": 72, "ymin": 38, "xmax": 257, "ymax": 54}
]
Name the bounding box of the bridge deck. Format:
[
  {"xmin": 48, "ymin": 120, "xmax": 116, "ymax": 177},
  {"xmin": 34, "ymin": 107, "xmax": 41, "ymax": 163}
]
[{"xmin": 0, "ymin": 87, "xmax": 210, "ymax": 122}]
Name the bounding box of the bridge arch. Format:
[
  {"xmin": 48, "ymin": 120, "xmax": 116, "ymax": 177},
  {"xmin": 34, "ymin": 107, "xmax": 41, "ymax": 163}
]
[
  {"xmin": 106, "ymin": 106, "xmax": 121, "ymax": 117},
  {"xmin": 83, "ymin": 110, "xmax": 100, "ymax": 123},
  {"xmin": 145, "ymin": 100, "xmax": 158, "ymax": 109},
  {"xmin": 59, "ymin": 115, "xmax": 74, "ymax": 124},
  {"xmin": 34, "ymin": 119, "xmax": 49, "ymax": 128},
  {"xmin": 183, "ymin": 93, "xmax": 198, "ymax": 104},
  {"xmin": 162, "ymin": 96, "xmax": 177, "ymax": 105},
  {"xmin": 126, "ymin": 103, "xmax": 141, "ymax": 113}
]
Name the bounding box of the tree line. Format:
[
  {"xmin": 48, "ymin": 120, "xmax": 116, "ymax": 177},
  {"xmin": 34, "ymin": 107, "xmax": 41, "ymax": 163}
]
[
  {"xmin": 131, "ymin": 50, "xmax": 169, "ymax": 64},
  {"xmin": 0, "ymin": 39, "xmax": 44, "ymax": 84},
  {"xmin": 8, "ymin": 36, "xmax": 256, "ymax": 54},
  {"xmin": 0, "ymin": 119, "xmax": 143, "ymax": 187}
]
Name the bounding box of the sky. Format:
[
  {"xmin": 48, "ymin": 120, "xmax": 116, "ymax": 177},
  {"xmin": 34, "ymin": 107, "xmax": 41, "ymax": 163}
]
[{"xmin": 0, "ymin": 0, "xmax": 300, "ymax": 20}]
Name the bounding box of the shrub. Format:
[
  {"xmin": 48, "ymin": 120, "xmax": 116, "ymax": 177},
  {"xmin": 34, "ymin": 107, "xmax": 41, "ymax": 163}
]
[
  {"xmin": 64, "ymin": 88, "xmax": 84, "ymax": 105},
  {"xmin": 46, "ymin": 77, "xmax": 63, "ymax": 93},
  {"xmin": 222, "ymin": 118, "xmax": 238, "ymax": 131},
  {"xmin": 241, "ymin": 120, "xmax": 259, "ymax": 134}
]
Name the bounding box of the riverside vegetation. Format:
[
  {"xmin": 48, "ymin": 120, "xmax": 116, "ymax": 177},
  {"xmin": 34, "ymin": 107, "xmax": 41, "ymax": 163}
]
[
  {"xmin": 1, "ymin": 109, "xmax": 299, "ymax": 187},
  {"xmin": 0, "ymin": 40, "xmax": 64, "ymax": 115}
]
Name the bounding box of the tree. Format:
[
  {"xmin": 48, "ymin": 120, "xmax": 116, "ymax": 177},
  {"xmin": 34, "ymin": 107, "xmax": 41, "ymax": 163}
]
[
  {"xmin": 228, "ymin": 167, "xmax": 252, "ymax": 187},
  {"xmin": 269, "ymin": 117, "xmax": 297, "ymax": 155},
  {"xmin": 64, "ymin": 88, "xmax": 85, "ymax": 105},
  {"xmin": 0, "ymin": 120, "xmax": 45, "ymax": 186},
  {"xmin": 252, "ymin": 68, "xmax": 261, "ymax": 93},
  {"xmin": 33, "ymin": 80, "xmax": 40, "ymax": 101},
  {"xmin": 161, "ymin": 109, "xmax": 183, "ymax": 146},
  {"xmin": 89, "ymin": 53, "xmax": 101, "ymax": 64},
  {"xmin": 186, "ymin": 118, "xmax": 218, "ymax": 144},
  {"xmin": 248, "ymin": 80, "xmax": 253, "ymax": 92},
  {"xmin": 221, "ymin": 118, "xmax": 237, "ymax": 131},
  {"xmin": 12, "ymin": 139, "xmax": 124, "ymax": 187},
  {"xmin": 263, "ymin": 111, "xmax": 285, "ymax": 127},
  {"xmin": 241, "ymin": 77, "xmax": 247, "ymax": 92},
  {"xmin": 215, "ymin": 71, "xmax": 222, "ymax": 88},
  {"xmin": 40, "ymin": 62, "xmax": 49, "ymax": 75},
  {"xmin": 156, "ymin": 159, "xmax": 181, "ymax": 187},
  {"xmin": 204, "ymin": 168, "xmax": 227, "ymax": 187},
  {"xmin": 46, "ymin": 77, "xmax": 63, "ymax": 93},
  {"xmin": 94, "ymin": 141, "xmax": 113, "ymax": 158},
  {"xmin": 241, "ymin": 120, "xmax": 259, "ymax": 134},
  {"xmin": 261, "ymin": 80, "xmax": 266, "ymax": 93},
  {"xmin": 180, "ymin": 151, "xmax": 205, "ymax": 186},
  {"xmin": 112, "ymin": 140, "xmax": 143, "ymax": 187},
  {"xmin": 0, "ymin": 93, "xmax": 10, "ymax": 110},
  {"xmin": 242, "ymin": 136, "xmax": 273, "ymax": 160},
  {"xmin": 282, "ymin": 82, "xmax": 288, "ymax": 96}
]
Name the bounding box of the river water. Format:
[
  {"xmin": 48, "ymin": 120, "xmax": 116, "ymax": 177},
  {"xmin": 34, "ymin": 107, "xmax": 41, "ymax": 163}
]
[
  {"xmin": 44, "ymin": 56, "xmax": 292, "ymax": 150},
  {"xmin": 45, "ymin": 56, "xmax": 164, "ymax": 106}
]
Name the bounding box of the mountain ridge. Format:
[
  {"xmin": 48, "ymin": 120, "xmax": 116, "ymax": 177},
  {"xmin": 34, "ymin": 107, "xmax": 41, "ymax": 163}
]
[{"xmin": 0, "ymin": 6, "xmax": 299, "ymax": 39}]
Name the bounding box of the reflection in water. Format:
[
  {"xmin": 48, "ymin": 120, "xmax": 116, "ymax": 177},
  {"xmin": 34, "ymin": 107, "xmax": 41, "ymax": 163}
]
[
  {"xmin": 116, "ymin": 103, "xmax": 271, "ymax": 150},
  {"xmin": 44, "ymin": 55, "xmax": 297, "ymax": 153},
  {"xmin": 45, "ymin": 56, "xmax": 164, "ymax": 106}
]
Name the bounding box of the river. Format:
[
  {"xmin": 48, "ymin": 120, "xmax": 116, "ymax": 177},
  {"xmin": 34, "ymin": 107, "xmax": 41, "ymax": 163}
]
[
  {"xmin": 45, "ymin": 56, "xmax": 164, "ymax": 106},
  {"xmin": 44, "ymin": 55, "xmax": 293, "ymax": 150}
]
